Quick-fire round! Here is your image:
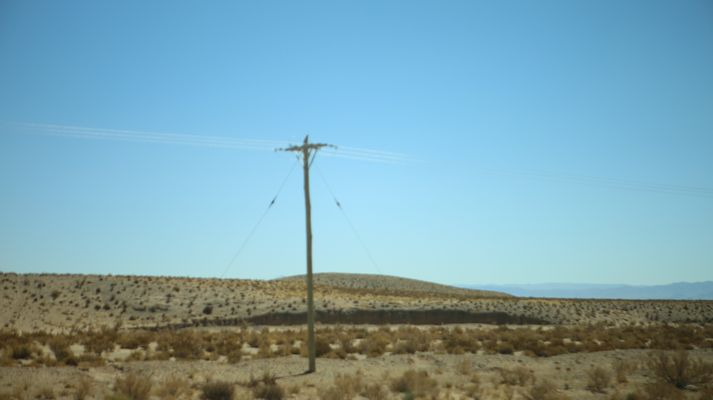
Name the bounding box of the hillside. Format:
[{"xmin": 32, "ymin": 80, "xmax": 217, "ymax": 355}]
[
  {"xmin": 277, "ymin": 273, "xmax": 510, "ymax": 298},
  {"xmin": 2, "ymin": 272, "xmax": 713, "ymax": 333}
]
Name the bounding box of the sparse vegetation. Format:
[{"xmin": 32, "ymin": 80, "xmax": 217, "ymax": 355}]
[
  {"xmin": 390, "ymin": 369, "xmax": 438, "ymax": 398},
  {"xmin": 586, "ymin": 366, "xmax": 612, "ymax": 393},
  {"xmin": 200, "ymin": 381, "xmax": 233, "ymax": 400},
  {"xmin": 249, "ymin": 372, "xmax": 283, "ymax": 400},
  {"xmin": 648, "ymin": 350, "xmax": 713, "ymax": 390},
  {"xmin": 114, "ymin": 373, "xmax": 152, "ymax": 400}
]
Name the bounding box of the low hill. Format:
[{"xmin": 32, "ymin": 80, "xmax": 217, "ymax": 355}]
[
  {"xmin": 276, "ymin": 273, "xmax": 511, "ymax": 298},
  {"xmin": 2, "ymin": 272, "xmax": 713, "ymax": 333}
]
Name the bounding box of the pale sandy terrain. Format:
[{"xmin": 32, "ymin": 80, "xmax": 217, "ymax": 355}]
[
  {"xmin": 1, "ymin": 273, "xmax": 713, "ymax": 399},
  {"xmin": 2, "ymin": 273, "xmax": 712, "ymax": 333}
]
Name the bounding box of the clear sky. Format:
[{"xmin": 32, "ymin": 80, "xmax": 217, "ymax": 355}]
[{"xmin": 1, "ymin": 1, "xmax": 712, "ymax": 285}]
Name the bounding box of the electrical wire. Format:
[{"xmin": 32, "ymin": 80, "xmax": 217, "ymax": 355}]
[
  {"xmin": 219, "ymin": 158, "xmax": 299, "ymax": 279},
  {"xmin": 314, "ymin": 164, "xmax": 382, "ymax": 275}
]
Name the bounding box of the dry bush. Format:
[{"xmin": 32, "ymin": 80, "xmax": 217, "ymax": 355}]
[
  {"xmin": 586, "ymin": 366, "xmax": 612, "ymax": 393},
  {"xmin": 250, "ymin": 372, "xmax": 284, "ymax": 400},
  {"xmin": 49, "ymin": 336, "xmax": 77, "ymax": 365},
  {"xmin": 117, "ymin": 330, "xmax": 156, "ymax": 350},
  {"xmin": 162, "ymin": 330, "xmax": 203, "ymax": 359},
  {"xmin": 443, "ymin": 327, "xmax": 478, "ymax": 354},
  {"xmin": 456, "ymin": 358, "xmax": 473, "ymax": 375},
  {"xmin": 358, "ymin": 330, "xmax": 391, "ymax": 357},
  {"xmin": 318, "ymin": 373, "xmax": 364, "ymax": 400},
  {"xmin": 362, "ymin": 383, "xmax": 388, "ymax": 400},
  {"xmin": 499, "ymin": 366, "xmax": 534, "ymax": 386},
  {"xmin": 394, "ymin": 327, "xmax": 430, "ymax": 354},
  {"xmin": 523, "ymin": 379, "xmax": 570, "ymax": 400},
  {"xmin": 315, "ymin": 336, "xmax": 332, "ymax": 357},
  {"xmin": 114, "ymin": 373, "xmax": 152, "ymax": 400},
  {"xmin": 157, "ymin": 377, "xmax": 191, "ymax": 400},
  {"xmin": 10, "ymin": 344, "xmax": 32, "ymax": 360},
  {"xmin": 390, "ymin": 369, "xmax": 438, "ymax": 397},
  {"xmin": 82, "ymin": 327, "xmax": 119, "ymax": 354},
  {"xmin": 200, "ymin": 381, "xmax": 234, "ymax": 400},
  {"xmin": 35, "ymin": 387, "xmax": 55, "ymax": 400},
  {"xmin": 648, "ymin": 350, "xmax": 713, "ymax": 389},
  {"xmin": 74, "ymin": 378, "xmax": 93, "ymax": 400},
  {"xmin": 631, "ymin": 382, "xmax": 685, "ymax": 400},
  {"xmin": 613, "ymin": 359, "xmax": 636, "ymax": 383}
]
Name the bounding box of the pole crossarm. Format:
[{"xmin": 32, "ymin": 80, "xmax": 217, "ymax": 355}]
[{"xmin": 276, "ymin": 135, "xmax": 336, "ymax": 155}]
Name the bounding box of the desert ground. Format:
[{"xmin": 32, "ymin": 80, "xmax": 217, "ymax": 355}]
[{"xmin": 1, "ymin": 272, "xmax": 712, "ymax": 399}]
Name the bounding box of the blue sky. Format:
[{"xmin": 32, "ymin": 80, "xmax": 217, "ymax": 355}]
[{"xmin": 1, "ymin": 1, "xmax": 712, "ymax": 285}]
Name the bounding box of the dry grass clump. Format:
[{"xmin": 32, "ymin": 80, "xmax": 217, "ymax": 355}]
[
  {"xmin": 358, "ymin": 329, "xmax": 392, "ymax": 357},
  {"xmin": 35, "ymin": 386, "xmax": 55, "ymax": 399},
  {"xmin": 316, "ymin": 371, "xmax": 388, "ymax": 400},
  {"xmin": 73, "ymin": 378, "xmax": 93, "ymax": 400},
  {"xmin": 249, "ymin": 372, "xmax": 284, "ymax": 400},
  {"xmin": 200, "ymin": 381, "xmax": 234, "ymax": 400},
  {"xmin": 318, "ymin": 373, "xmax": 362, "ymax": 400},
  {"xmin": 627, "ymin": 382, "xmax": 685, "ymax": 400},
  {"xmin": 586, "ymin": 366, "xmax": 612, "ymax": 393},
  {"xmin": 157, "ymin": 377, "xmax": 192, "ymax": 400},
  {"xmin": 390, "ymin": 369, "xmax": 438, "ymax": 398},
  {"xmin": 114, "ymin": 372, "xmax": 152, "ymax": 400},
  {"xmin": 648, "ymin": 350, "xmax": 713, "ymax": 390},
  {"xmin": 612, "ymin": 359, "xmax": 636, "ymax": 383},
  {"xmin": 523, "ymin": 379, "xmax": 570, "ymax": 400},
  {"xmin": 499, "ymin": 366, "xmax": 534, "ymax": 386},
  {"xmin": 160, "ymin": 330, "xmax": 204, "ymax": 359}
]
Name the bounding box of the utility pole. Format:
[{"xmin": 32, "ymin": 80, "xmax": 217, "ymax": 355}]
[{"xmin": 277, "ymin": 135, "xmax": 335, "ymax": 373}]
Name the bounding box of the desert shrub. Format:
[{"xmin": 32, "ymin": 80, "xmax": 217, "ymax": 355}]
[
  {"xmin": 200, "ymin": 381, "xmax": 233, "ymax": 400},
  {"xmin": 117, "ymin": 330, "xmax": 155, "ymax": 350},
  {"xmin": 456, "ymin": 358, "xmax": 473, "ymax": 375},
  {"xmin": 394, "ymin": 327, "xmax": 430, "ymax": 354},
  {"xmin": 362, "ymin": 383, "xmax": 388, "ymax": 400},
  {"xmin": 74, "ymin": 378, "xmax": 93, "ymax": 400},
  {"xmin": 10, "ymin": 344, "xmax": 32, "ymax": 360},
  {"xmin": 358, "ymin": 331, "xmax": 391, "ymax": 357},
  {"xmin": 443, "ymin": 327, "xmax": 478, "ymax": 354},
  {"xmin": 35, "ymin": 386, "xmax": 55, "ymax": 399},
  {"xmin": 390, "ymin": 369, "xmax": 438, "ymax": 397},
  {"xmin": 613, "ymin": 359, "xmax": 636, "ymax": 383},
  {"xmin": 157, "ymin": 377, "xmax": 191, "ymax": 400},
  {"xmin": 315, "ymin": 336, "xmax": 332, "ymax": 357},
  {"xmin": 82, "ymin": 328, "xmax": 119, "ymax": 354},
  {"xmin": 497, "ymin": 341, "xmax": 515, "ymax": 355},
  {"xmin": 499, "ymin": 366, "xmax": 534, "ymax": 386},
  {"xmin": 633, "ymin": 382, "xmax": 685, "ymax": 400},
  {"xmin": 49, "ymin": 336, "xmax": 76, "ymax": 365},
  {"xmin": 523, "ymin": 379, "xmax": 570, "ymax": 400},
  {"xmin": 319, "ymin": 373, "xmax": 361, "ymax": 400},
  {"xmin": 252, "ymin": 383, "xmax": 283, "ymax": 400},
  {"xmin": 648, "ymin": 350, "xmax": 713, "ymax": 389},
  {"xmin": 114, "ymin": 373, "xmax": 152, "ymax": 400},
  {"xmin": 163, "ymin": 330, "xmax": 203, "ymax": 359},
  {"xmin": 250, "ymin": 372, "xmax": 283, "ymax": 400},
  {"xmin": 586, "ymin": 366, "xmax": 612, "ymax": 393}
]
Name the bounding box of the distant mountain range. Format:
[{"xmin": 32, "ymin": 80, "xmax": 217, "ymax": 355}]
[{"xmin": 459, "ymin": 281, "xmax": 713, "ymax": 300}]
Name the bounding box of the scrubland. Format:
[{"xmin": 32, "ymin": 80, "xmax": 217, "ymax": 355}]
[{"xmin": 1, "ymin": 272, "xmax": 712, "ymax": 399}]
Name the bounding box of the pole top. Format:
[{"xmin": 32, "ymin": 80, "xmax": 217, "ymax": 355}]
[{"xmin": 276, "ymin": 136, "xmax": 336, "ymax": 153}]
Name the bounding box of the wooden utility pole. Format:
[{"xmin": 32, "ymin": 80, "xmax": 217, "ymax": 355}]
[{"xmin": 277, "ymin": 135, "xmax": 335, "ymax": 373}]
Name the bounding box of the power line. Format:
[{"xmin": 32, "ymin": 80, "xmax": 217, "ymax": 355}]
[
  {"xmin": 10, "ymin": 122, "xmax": 409, "ymax": 164},
  {"xmin": 474, "ymin": 166, "xmax": 713, "ymax": 199},
  {"xmin": 218, "ymin": 158, "xmax": 299, "ymax": 279},
  {"xmin": 314, "ymin": 164, "xmax": 382, "ymax": 275}
]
